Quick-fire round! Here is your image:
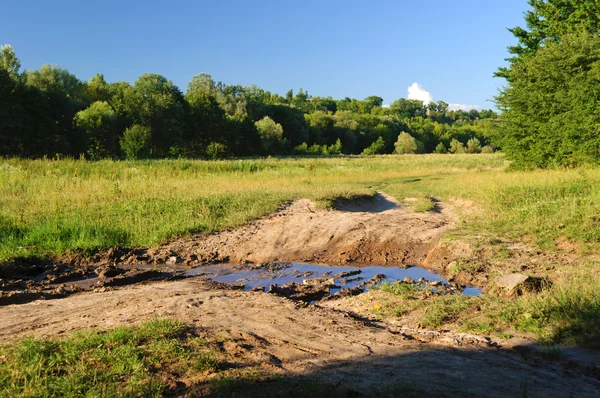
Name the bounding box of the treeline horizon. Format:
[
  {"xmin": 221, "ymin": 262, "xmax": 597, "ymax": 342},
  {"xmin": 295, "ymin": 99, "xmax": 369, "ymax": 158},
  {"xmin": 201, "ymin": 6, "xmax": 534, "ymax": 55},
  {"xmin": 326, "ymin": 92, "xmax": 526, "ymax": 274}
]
[{"xmin": 0, "ymin": 45, "xmax": 498, "ymax": 160}]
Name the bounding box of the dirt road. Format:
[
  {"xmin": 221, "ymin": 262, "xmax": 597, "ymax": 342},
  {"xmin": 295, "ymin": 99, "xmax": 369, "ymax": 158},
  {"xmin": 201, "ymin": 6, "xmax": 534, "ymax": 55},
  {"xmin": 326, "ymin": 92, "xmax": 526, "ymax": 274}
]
[{"xmin": 1, "ymin": 279, "xmax": 598, "ymax": 397}]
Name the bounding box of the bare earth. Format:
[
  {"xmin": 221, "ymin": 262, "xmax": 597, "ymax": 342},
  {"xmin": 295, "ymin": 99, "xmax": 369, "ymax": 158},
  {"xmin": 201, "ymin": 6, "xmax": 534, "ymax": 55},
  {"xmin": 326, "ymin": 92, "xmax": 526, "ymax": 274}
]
[
  {"xmin": 89, "ymin": 192, "xmax": 456, "ymax": 268},
  {"xmin": 1, "ymin": 279, "xmax": 599, "ymax": 397},
  {"xmin": 2, "ymin": 194, "xmax": 600, "ymax": 396}
]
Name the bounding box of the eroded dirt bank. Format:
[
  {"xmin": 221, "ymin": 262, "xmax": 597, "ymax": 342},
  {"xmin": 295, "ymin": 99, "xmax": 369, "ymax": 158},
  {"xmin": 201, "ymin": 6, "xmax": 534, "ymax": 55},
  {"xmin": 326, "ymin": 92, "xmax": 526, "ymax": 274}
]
[
  {"xmin": 1, "ymin": 279, "xmax": 598, "ymax": 397},
  {"xmin": 75, "ymin": 192, "xmax": 456, "ymax": 268}
]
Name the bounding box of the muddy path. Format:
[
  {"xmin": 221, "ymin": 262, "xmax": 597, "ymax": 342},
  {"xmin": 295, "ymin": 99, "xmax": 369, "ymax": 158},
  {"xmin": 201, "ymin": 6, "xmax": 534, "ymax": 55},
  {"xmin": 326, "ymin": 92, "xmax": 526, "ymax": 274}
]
[
  {"xmin": 1, "ymin": 192, "xmax": 468, "ymax": 305},
  {"xmin": 1, "ymin": 279, "xmax": 598, "ymax": 397}
]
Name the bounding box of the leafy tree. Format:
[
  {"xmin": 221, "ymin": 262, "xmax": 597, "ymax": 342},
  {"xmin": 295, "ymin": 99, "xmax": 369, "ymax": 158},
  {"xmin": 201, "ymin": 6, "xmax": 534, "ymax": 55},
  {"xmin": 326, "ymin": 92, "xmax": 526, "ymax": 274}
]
[
  {"xmin": 123, "ymin": 73, "xmax": 186, "ymax": 157},
  {"xmin": 496, "ymin": 31, "xmax": 600, "ymax": 167},
  {"xmin": 389, "ymin": 98, "xmax": 427, "ymax": 119},
  {"xmin": 73, "ymin": 101, "xmax": 117, "ymax": 159},
  {"xmin": 205, "ymin": 142, "xmax": 227, "ymax": 160},
  {"xmin": 497, "ymin": 0, "xmax": 600, "ymax": 79},
  {"xmin": 466, "ymin": 137, "xmax": 482, "ymax": 153},
  {"xmin": 120, "ymin": 125, "xmax": 151, "ymax": 160},
  {"xmin": 255, "ymin": 116, "xmax": 284, "ymax": 155},
  {"xmin": 361, "ymin": 136, "xmax": 386, "ymax": 155},
  {"xmin": 449, "ymin": 139, "xmax": 466, "ymax": 154},
  {"xmin": 0, "ymin": 45, "xmax": 20, "ymax": 78},
  {"xmin": 394, "ymin": 132, "xmax": 422, "ymax": 154},
  {"xmin": 434, "ymin": 142, "xmax": 447, "ymax": 154}
]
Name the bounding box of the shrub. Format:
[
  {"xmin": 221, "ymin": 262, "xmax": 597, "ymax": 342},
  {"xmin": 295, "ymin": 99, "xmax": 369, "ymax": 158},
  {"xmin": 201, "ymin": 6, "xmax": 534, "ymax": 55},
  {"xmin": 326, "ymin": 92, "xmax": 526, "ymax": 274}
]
[
  {"xmin": 255, "ymin": 116, "xmax": 284, "ymax": 155},
  {"xmin": 434, "ymin": 142, "xmax": 447, "ymax": 154},
  {"xmin": 120, "ymin": 125, "xmax": 151, "ymax": 160},
  {"xmin": 327, "ymin": 139, "xmax": 343, "ymax": 155},
  {"xmin": 481, "ymin": 145, "xmax": 494, "ymax": 154},
  {"xmin": 361, "ymin": 136, "xmax": 386, "ymax": 155},
  {"xmin": 205, "ymin": 142, "xmax": 227, "ymax": 160},
  {"xmin": 466, "ymin": 138, "xmax": 482, "ymax": 154},
  {"xmin": 449, "ymin": 139, "xmax": 466, "ymax": 154},
  {"xmin": 394, "ymin": 132, "xmax": 422, "ymax": 154}
]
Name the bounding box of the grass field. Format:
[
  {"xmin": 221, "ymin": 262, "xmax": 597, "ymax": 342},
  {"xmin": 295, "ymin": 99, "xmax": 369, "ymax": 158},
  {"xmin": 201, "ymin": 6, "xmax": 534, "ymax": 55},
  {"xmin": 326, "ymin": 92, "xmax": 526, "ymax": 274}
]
[{"xmin": 3, "ymin": 153, "xmax": 600, "ymax": 261}]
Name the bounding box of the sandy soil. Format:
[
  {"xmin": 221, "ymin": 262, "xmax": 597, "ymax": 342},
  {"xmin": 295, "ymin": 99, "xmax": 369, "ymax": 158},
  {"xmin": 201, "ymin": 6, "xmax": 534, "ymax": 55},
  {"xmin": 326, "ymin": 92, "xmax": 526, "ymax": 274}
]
[{"xmin": 1, "ymin": 279, "xmax": 598, "ymax": 397}]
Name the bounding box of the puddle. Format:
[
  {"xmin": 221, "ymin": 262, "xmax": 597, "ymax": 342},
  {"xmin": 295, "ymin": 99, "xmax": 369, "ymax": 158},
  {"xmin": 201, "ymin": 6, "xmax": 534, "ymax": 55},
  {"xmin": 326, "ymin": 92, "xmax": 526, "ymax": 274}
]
[{"xmin": 186, "ymin": 262, "xmax": 482, "ymax": 297}]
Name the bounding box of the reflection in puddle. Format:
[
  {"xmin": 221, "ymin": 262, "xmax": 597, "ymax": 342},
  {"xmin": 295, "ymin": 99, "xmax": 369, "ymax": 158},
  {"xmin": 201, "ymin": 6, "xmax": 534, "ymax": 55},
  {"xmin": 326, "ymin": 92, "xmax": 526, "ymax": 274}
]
[{"xmin": 186, "ymin": 262, "xmax": 482, "ymax": 296}]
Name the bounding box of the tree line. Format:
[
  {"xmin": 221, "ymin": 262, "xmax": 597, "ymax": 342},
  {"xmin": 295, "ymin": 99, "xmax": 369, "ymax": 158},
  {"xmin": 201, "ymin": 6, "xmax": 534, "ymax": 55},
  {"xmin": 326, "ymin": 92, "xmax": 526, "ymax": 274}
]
[{"xmin": 0, "ymin": 47, "xmax": 498, "ymax": 160}]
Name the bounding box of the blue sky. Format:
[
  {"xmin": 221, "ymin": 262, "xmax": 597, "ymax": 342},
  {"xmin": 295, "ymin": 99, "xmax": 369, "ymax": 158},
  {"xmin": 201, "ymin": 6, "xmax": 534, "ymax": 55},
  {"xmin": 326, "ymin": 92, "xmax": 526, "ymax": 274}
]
[{"xmin": 1, "ymin": 0, "xmax": 527, "ymax": 110}]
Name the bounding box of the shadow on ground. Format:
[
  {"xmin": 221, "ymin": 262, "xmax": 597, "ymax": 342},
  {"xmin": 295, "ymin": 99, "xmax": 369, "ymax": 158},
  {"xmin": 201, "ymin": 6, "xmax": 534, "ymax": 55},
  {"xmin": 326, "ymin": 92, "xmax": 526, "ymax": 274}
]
[{"xmin": 182, "ymin": 346, "xmax": 600, "ymax": 397}]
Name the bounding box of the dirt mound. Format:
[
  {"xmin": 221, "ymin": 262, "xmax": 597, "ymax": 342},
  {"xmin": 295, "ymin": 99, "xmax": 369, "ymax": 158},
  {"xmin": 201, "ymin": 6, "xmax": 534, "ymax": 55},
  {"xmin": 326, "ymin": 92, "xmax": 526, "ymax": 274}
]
[
  {"xmin": 1, "ymin": 279, "xmax": 598, "ymax": 397},
  {"xmin": 71, "ymin": 192, "xmax": 455, "ymax": 269}
]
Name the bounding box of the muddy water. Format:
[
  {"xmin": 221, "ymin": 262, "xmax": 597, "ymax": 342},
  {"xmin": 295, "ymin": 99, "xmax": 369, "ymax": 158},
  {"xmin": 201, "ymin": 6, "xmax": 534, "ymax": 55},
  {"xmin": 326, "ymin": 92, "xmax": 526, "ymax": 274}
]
[{"xmin": 186, "ymin": 262, "xmax": 483, "ymax": 296}]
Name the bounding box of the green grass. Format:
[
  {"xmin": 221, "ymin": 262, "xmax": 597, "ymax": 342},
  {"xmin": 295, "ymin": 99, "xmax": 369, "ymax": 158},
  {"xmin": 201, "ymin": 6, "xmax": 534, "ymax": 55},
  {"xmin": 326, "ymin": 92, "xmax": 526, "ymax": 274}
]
[
  {"xmin": 5, "ymin": 153, "xmax": 600, "ymax": 261},
  {"xmin": 0, "ymin": 154, "xmax": 506, "ymax": 260},
  {"xmin": 375, "ymin": 274, "xmax": 600, "ymax": 348},
  {"xmin": 0, "ymin": 319, "xmax": 217, "ymax": 397}
]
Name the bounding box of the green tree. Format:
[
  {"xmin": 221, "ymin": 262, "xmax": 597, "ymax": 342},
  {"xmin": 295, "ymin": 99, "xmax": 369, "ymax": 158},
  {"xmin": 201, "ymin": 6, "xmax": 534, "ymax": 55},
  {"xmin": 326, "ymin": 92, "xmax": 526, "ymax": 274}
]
[
  {"xmin": 255, "ymin": 116, "xmax": 284, "ymax": 155},
  {"xmin": 394, "ymin": 132, "xmax": 422, "ymax": 154},
  {"xmin": 449, "ymin": 139, "xmax": 466, "ymax": 154},
  {"xmin": 0, "ymin": 45, "xmax": 21, "ymax": 78},
  {"xmin": 466, "ymin": 137, "xmax": 482, "ymax": 154},
  {"xmin": 73, "ymin": 101, "xmax": 117, "ymax": 159},
  {"xmin": 361, "ymin": 136, "xmax": 386, "ymax": 155},
  {"xmin": 496, "ymin": 31, "xmax": 600, "ymax": 167},
  {"xmin": 497, "ymin": 0, "xmax": 600, "ymax": 79},
  {"xmin": 120, "ymin": 125, "xmax": 151, "ymax": 160},
  {"xmin": 123, "ymin": 73, "xmax": 186, "ymax": 157},
  {"xmin": 434, "ymin": 142, "xmax": 447, "ymax": 154}
]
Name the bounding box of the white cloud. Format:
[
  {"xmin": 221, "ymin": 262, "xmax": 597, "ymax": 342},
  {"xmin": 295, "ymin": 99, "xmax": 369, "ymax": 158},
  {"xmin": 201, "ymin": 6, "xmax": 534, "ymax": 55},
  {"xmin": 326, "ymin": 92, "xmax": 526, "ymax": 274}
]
[
  {"xmin": 448, "ymin": 103, "xmax": 481, "ymax": 111},
  {"xmin": 407, "ymin": 82, "xmax": 433, "ymax": 105},
  {"xmin": 382, "ymin": 104, "xmax": 390, "ymax": 108}
]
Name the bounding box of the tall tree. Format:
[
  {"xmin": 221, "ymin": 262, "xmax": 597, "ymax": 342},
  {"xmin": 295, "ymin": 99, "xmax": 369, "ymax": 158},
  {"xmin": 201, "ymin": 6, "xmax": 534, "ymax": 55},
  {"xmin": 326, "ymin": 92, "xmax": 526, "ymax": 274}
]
[
  {"xmin": 497, "ymin": 0, "xmax": 600, "ymax": 79},
  {"xmin": 122, "ymin": 73, "xmax": 187, "ymax": 157},
  {"xmin": 496, "ymin": 31, "xmax": 600, "ymax": 167}
]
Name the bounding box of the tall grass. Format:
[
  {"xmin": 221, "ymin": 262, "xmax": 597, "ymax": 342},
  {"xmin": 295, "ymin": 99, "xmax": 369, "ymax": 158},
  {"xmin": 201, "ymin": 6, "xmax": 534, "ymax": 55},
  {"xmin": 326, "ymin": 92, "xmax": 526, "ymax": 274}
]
[
  {"xmin": 2, "ymin": 154, "xmax": 600, "ymax": 260},
  {"xmin": 0, "ymin": 155, "xmax": 505, "ymax": 260}
]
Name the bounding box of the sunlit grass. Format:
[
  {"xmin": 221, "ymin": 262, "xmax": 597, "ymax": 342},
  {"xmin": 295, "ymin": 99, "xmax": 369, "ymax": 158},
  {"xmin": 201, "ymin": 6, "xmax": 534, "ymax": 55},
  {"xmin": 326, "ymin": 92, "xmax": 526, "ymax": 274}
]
[
  {"xmin": 0, "ymin": 319, "xmax": 217, "ymax": 397},
  {"xmin": 0, "ymin": 154, "xmax": 506, "ymax": 260},
  {"xmin": 2, "ymin": 153, "xmax": 600, "ymax": 261}
]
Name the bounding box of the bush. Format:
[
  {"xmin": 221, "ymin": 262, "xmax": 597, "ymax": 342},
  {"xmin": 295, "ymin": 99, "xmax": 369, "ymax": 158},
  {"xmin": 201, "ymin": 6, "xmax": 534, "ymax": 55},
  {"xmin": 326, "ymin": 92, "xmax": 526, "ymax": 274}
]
[
  {"xmin": 327, "ymin": 139, "xmax": 343, "ymax": 155},
  {"xmin": 481, "ymin": 145, "xmax": 494, "ymax": 154},
  {"xmin": 120, "ymin": 125, "xmax": 151, "ymax": 160},
  {"xmin": 394, "ymin": 132, "xmax": 422, "ymax": 154},
  {"xmin": 255, "ymin": 116, "xmax": 284, "ymax": 155},
  {"xmin": 466, "ymin": 138, "xmax": 482, "ymax": 154},
  {"xmin": 434, "ymin": 142, "xmax": 447, "ymax": 154},
  {"xmin": 449, "ymin": 139, "xmax": 466, "ymax": 154},
  {"xmin": 205, "ymin": 142, "xmax": 227, "ymax": 160},
  {"xmin": 361, "ymin": 136, "xmax": 386, "ymax": 155}
]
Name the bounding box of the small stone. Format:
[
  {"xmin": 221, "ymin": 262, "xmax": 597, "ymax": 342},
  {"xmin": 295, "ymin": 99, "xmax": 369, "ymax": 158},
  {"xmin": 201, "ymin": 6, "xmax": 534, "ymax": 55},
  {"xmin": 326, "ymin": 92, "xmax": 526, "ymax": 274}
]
[
  {"xmin": 403, "ymin": 277, "xmax": 414, "ymax": 284},
  {"xmin": 495, "ymin": 273, "xmax": 530, "ymax": 292}
]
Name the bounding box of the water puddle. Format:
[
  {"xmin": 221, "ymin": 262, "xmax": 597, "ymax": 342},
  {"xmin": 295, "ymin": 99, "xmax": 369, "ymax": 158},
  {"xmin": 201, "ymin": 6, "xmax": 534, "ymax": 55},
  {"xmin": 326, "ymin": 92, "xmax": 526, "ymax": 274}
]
[{"xmin": 186, "ymin": 262, "xmax": 482, "ymax": 298}]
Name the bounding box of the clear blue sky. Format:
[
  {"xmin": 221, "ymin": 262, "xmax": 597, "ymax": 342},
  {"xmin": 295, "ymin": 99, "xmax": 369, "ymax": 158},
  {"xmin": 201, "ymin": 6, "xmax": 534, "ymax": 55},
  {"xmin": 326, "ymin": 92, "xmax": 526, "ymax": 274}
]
[{"xmin": 1, "ymin": 0, "xmax": 527, "ymax": 110}]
